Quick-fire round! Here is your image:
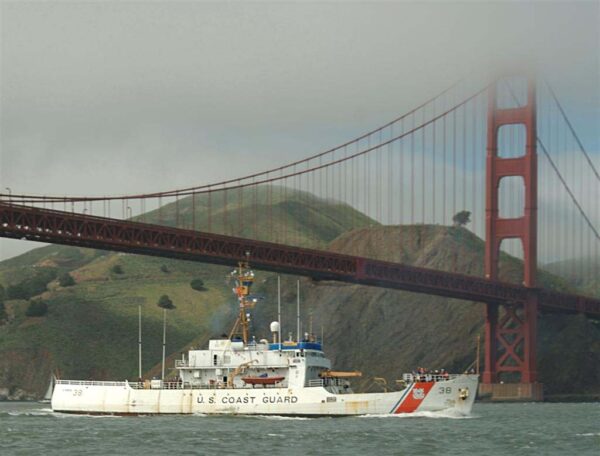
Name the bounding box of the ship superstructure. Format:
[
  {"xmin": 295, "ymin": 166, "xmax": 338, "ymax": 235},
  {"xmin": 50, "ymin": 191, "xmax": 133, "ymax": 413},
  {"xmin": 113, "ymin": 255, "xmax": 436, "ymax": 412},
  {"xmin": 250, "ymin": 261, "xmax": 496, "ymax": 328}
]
[{"xmin": 176, "ymin": 338, "xmax": 344, "ymax": 391}]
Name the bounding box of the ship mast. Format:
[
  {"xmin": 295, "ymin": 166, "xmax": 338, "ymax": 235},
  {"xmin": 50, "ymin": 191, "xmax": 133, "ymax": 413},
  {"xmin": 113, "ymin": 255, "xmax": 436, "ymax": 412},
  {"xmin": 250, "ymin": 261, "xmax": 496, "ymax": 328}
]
[{"xmin": 228, "ymin": 255, "xmax": 256, "ymax": 345}]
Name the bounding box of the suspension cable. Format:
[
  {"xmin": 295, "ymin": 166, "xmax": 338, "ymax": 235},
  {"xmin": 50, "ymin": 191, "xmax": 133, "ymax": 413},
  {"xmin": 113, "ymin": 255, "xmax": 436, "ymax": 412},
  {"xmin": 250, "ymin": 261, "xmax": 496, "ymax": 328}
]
[
  {"xmin": 1, "ymin": 78, "xmax": 467, "ymax": 203},
  {"xmin": 543, "ymin": 78, "xmax": 600, "ymax": 182}
]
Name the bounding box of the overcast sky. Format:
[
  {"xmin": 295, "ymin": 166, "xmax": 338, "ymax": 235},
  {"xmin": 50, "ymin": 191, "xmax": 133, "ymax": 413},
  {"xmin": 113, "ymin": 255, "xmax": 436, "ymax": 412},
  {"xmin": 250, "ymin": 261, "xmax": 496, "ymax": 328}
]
[{"xmin": 1, "ymin": 1, "xmax": 598, "ymax": 261}]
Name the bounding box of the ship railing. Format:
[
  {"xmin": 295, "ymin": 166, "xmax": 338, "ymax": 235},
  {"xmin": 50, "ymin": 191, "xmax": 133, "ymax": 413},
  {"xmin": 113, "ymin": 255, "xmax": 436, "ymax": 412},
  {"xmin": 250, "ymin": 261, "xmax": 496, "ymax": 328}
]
[
  {"xmin": 175, "ymin": 361, "xmax": 288, "ymax": 369},
  {"xmin": 127, "ymin": 381, "xmax": 290, "ymax": 390},
  {"xmin": 55, "ymin": 380, "xmax": 128, "ymax": 387},
  {"xmin": 307, "ymin": 378, "xmax": 347, "ymax": 388},
  {"xmin": 129, "ymin": 381, "xmax": 186, "ymax": 390},
  {"xmin": 402, "ymin": 373, "xmax": 461, "ymax": 383},
  {"xmin": 56, "ymin": 379, "xmax": 289, "ymax": 390}
]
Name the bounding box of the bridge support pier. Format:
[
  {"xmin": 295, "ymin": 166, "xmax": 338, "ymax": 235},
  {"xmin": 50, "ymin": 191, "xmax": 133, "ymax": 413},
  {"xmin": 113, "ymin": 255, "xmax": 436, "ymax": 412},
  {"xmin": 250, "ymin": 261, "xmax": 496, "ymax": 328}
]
[
  {"xmin": 483, "ymin": 76, "xmax": 542, "ymax": 400},
  {"xmin": 478, "ymin": 381, "xmax": 543, "ymax": 402},
  {"xmin": 480, "ymin": 294, "xmax": 542, "ymax": 401}
]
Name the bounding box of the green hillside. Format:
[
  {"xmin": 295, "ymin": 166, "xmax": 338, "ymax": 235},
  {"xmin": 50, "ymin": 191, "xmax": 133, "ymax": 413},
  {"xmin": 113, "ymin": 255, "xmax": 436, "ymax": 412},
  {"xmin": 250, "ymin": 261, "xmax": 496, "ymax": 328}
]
[
  {"xmin": 137, "ymin": 185, "xmax": 376, "ymax": 247},
  {"xmin": 0, "ymin": 255, "xmax": 233, "ymax": 398},
  {"xmin": 0, "ymin": 187, "xmax": 598, "ymax": 400}
]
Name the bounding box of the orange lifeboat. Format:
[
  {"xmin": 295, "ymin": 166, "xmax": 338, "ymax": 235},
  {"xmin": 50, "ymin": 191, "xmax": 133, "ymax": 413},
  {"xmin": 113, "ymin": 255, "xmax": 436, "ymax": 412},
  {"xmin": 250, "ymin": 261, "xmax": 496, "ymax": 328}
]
[{"xmin": 241, "ymin": 376, "xmax": 285, "ymax": 386}]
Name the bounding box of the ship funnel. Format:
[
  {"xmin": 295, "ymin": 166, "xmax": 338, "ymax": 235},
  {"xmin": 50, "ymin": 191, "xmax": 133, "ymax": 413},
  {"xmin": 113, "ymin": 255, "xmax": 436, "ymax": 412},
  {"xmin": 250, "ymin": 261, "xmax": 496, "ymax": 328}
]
[{"xmin": 270, "ymin": 321, "xmax": 280, "ymax": 343}]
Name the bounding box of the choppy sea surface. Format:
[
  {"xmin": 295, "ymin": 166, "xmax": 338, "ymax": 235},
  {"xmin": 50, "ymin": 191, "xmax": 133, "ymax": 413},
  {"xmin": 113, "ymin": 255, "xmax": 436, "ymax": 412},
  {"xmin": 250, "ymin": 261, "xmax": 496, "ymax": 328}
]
[{"xmin": 0, "ymin": 401, "xmax": 598, "ymax": 455}]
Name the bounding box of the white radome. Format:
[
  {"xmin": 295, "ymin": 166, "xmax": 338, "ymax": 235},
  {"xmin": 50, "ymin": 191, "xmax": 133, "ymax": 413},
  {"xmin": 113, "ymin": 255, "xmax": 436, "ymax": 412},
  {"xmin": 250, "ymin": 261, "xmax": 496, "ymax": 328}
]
[{"xmin": 270, "ymin": 321, "xmax": 280, "ymax": 333}]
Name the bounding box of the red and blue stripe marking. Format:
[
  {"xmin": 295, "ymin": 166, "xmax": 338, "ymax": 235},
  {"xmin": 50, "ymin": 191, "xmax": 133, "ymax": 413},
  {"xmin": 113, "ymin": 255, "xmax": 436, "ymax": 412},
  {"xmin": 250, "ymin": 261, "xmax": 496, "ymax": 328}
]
[{"xmin": 390, "ymin": 382, "xmax": 435, "ymax": 414}]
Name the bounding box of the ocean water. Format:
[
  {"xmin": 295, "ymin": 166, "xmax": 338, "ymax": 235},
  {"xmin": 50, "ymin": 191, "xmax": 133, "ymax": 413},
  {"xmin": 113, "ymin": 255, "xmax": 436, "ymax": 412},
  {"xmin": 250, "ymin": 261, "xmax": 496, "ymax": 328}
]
[{"xmin": 0, "ymin": 402, "xmax": 598, "ymax": 455}]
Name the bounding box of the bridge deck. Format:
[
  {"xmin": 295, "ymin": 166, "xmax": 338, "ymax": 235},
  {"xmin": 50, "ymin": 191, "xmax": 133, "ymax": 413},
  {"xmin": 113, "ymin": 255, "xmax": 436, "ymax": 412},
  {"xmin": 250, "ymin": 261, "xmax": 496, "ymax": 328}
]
[{"xmin": 1, "ymin": 203, "xmax": 598, "ymax": 316}]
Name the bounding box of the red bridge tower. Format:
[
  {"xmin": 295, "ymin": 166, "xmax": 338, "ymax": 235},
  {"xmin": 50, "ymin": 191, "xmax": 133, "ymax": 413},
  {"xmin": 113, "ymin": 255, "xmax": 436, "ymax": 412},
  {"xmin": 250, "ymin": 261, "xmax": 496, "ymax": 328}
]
[{"xmin": 483, "ymin": 77, "xmax": 543, "ymax": 400}]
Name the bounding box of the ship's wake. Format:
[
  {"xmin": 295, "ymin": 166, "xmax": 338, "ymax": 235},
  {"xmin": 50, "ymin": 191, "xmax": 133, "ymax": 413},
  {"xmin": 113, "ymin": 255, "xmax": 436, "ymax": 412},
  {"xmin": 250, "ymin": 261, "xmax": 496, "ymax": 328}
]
[
  {"xmin": 3, "ymin": 408, "xmax": 123, "ymax": 419},
  {"xmin": 4, "ymin": 407, "xmax": 55, "ymax": 417},
  {"xmin": 255, "ymin": 415, "xmax": 315, "ymax": 421},
  {"xmin": 360, "ymin": 409, "xmax": 476, "ymax": 420}
]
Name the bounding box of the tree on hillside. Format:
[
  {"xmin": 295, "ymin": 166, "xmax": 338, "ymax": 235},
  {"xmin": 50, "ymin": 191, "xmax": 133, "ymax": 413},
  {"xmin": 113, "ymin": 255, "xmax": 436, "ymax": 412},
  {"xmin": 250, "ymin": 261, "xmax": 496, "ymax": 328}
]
[
  {"xmin": 157, "ymin": 294, "xmax": 176, "ymax": 380},
  {"xmin": 160, "ymin": 264, "xmax": 170, "ymax": 273},
  {"xmin": 452, "ymin": 210, "xmax": 471, "ymax": 227},
  {"xmin": 0, "ymin": 284, "xmax": 5, "ymax": 300},
  {"xmin": 190, "ymin": 278, "xmax": 207, "ymax": 292},
  {"xmin": 25, "ymin": 300, "xmax": 48, "ymax": 317},
  {"xmin": 111, "ymin": 264, "xmax": 124, "ymax": 275},
  {"xmin": 59, "ymin": 273, "xmax": 76, "ymax": 287}
]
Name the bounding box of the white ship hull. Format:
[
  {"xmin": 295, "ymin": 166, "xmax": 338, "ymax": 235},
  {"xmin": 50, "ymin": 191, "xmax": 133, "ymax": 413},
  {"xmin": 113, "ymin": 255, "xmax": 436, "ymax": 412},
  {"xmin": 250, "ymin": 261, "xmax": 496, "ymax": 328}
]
[{"xmin": 52, "ymin": 374, "xmax": 478, "ymax": 416}]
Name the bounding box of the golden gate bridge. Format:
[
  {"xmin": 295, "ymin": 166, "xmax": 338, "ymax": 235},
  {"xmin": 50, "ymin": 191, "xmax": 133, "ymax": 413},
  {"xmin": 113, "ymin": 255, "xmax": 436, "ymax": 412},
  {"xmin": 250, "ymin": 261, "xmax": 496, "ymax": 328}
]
[{"xmin": 1, "ymin": 75, "xmax": 599, "ymax": 400}]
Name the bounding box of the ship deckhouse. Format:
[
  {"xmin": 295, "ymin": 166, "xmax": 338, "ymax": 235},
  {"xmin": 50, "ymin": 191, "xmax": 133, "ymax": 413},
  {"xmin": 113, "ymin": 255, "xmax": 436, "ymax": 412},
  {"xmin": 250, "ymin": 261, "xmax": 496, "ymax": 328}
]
[{"xmin": 177, "ymin": 340, "xmax": 334, "ymax": 390}]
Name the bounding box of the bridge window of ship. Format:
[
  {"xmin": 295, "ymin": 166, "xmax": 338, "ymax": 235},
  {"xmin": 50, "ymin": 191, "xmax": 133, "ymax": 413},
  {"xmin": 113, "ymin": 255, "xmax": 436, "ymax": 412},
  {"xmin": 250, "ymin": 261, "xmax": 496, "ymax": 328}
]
[{"xmin": 213, "ymin": 355, "xmax": 218, "ymax": 366}]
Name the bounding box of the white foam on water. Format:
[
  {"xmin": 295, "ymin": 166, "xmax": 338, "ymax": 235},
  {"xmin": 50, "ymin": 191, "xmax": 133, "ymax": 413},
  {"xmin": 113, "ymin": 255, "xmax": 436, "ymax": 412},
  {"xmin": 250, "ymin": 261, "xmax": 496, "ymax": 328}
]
[
  {"xmin": 6, "ymin": 408, "xmax": 54, "ymax": 417},
  {"xmin": 360, "ymin": 409, "xmax": 476, "ymax": 420},
  {"xmin": 51, "ymin": 411, "xmax": 123, "ymax": 419},
  {"xmin": 575, "ymin": 433, "xmax": 600, "ymax": 437},
  {"xmin": 2, "ymin": 407, "xmax": 128, "ymax": 419},
  {"xmin": 189, "ymin": 413, "xmax": 315, "ymax": 420},
  {"xmin": 257, "ymin": 415, "xmax": 315, "ymax": 421}
]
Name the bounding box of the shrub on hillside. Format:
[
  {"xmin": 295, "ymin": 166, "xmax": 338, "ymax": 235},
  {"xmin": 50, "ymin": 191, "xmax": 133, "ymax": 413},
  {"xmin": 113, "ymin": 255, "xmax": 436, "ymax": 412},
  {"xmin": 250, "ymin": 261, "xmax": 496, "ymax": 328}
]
[
  {"xmin": 111, "ymin": 264, "xmax": 124, "ymax": 275},
  {"xmin": 6, "ymin": 283, "xmax": 28, "ymax": 300},
  {"xmin": 190, "ymin": 278, "xmax": 207, "ymax": 291},
  {"xmin": 25, "ymin": 300, "xmax": 48, "ymax": 317},
  {"xmin": 0, "ymin": 284, "xmax": 5, "ymax": 300},
  {"xmin": 58, "ymin": 273, "xmax": 76, "ymax": 287},
  {"xmin": 160, "ymin": 265, "xmax": 170, "ymax": 273},
  {"xmin": 6, "ymin": 269, "xmax": 57, "ymax": 300},
  {"xmin": 157, "ymin": 294, "xmax": 176, "ymax": 310}
]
